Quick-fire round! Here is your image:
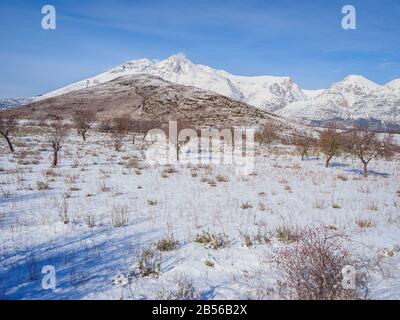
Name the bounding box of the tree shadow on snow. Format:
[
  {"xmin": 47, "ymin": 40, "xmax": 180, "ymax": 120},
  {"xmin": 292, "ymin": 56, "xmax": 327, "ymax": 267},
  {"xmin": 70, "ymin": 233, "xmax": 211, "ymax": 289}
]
[
  {"xmin": 344, "ymin": 168, "xmax": 390, "ymax": 177},
  {"xmin": 323, "ymin": 162, "xmax": 350, "ymax": 168},
  {"xmin": 0, "ymin": 225, "xmax": 160, "ymax": 300}
]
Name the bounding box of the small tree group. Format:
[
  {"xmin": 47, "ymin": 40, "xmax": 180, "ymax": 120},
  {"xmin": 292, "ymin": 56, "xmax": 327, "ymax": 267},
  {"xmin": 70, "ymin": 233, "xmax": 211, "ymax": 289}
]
[
  {"xmin": 316, "ymin": 125, "xmax": 396, "ymax": 177},
  {"xmin": 109, "ymin": 116, "xmax": 164, "ymax": 151},
  {"xmin": 0, "ymin": 111, "xmax": 17, "ymax": 152}
]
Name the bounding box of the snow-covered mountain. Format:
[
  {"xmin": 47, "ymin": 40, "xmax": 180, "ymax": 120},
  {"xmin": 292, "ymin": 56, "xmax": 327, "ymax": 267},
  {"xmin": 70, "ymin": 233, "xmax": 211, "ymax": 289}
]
[
  {"xmin": 7, "ymin": 54, "xmax": 399, "ymax": 130},
  {"xmin": 37, "ymin": 54, "xmax": 306, "ymax": 112},
  {"xmin": 278, "ymin": 75, "xmax": 400, "ymax": 129}
]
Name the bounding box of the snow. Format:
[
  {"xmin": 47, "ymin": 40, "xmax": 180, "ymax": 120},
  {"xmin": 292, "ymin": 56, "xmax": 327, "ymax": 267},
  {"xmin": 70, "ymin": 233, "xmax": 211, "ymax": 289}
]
[
  {"xmin": 1, "ymin": 128, "xmax": 399, "ymax": 300},
  {"xmin": 302, "ymin": 89, "xmax": 325, "ymax": 99}
]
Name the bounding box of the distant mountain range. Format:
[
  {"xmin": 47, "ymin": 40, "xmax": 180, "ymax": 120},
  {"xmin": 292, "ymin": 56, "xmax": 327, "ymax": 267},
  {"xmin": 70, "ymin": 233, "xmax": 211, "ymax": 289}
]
[
  {"xmin": 2, "ymin": 54, "xmax": 399, "ymax": 131},
  {"xmin": 0, "ymin": 97, "xmax": 34, "ymax": 110},
  {"xmin": 277, "ymin": 75, "xmax": 400, "ymax": 131}
]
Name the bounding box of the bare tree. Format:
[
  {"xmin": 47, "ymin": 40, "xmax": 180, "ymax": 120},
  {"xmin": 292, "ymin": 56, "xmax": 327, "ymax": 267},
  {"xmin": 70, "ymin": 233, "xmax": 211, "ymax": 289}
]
[
  {"xmin": 50, "ymin": 121, "xmax": 68, "ymax": 167},
  {"xmin": 113, "ymin": 116, "xmax": 131, "ymax": 135},
  {"xmin": 0, "ymin": 111, "xmax": 17, "ymax": 152},
  {"xmin": 344, "ymin": 128, "xmax": 395, "ymax": 177},
  {"xmin": 255, "ymin": 125, "xmax": 278, "ymax": 148},
  {"xmin": 319, "ymin": 126, "xmax": 341, "ymax": 168},
  {"xmin": 111, "ymin": 117, "xmax": 130, "ymax": 152},
  {"xmin": 72, "ymin": 110, "xmax": 96, "ymax": 141},
  {"xmin": 112, "ymin": 132, "xmax": 124, "ymax": 152},
  {"xmin": 293, "ymin": 136, "xmax": 314, "ymax": 161},
  {"xmin": 171, "ymin": 120, "xmax": 194, "ymax": 161}
]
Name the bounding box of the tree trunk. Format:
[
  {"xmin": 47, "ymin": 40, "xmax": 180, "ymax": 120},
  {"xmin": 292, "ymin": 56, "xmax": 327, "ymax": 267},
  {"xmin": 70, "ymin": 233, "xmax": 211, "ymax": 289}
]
[
  {"xmin": 4, "ymin": 134, "xmax": 14, "ymax": 152},
  {"xmin": 53, "ymin": 150, "xmax": 58, "ymax": 167},
  {"xmin": 325, "ymin": 156, "xmax": 332, "ymax": 168},
  {"xmin": 82, "ymin": 132, "xmax": 86, "ymax": 141},
  {"xmin": 363, "ymin": 162, "xmax": 368, "ymax": 178}
]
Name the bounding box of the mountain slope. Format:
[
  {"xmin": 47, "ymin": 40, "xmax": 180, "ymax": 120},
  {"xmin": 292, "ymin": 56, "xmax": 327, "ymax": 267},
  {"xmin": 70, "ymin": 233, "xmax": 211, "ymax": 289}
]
[
  {"xmin": 37, "ymin": 54, "xmax": 306, "ymax": 112},
  {"xmin": 16, "ymin": 74, "xmax": 310, "ymax": 135}
]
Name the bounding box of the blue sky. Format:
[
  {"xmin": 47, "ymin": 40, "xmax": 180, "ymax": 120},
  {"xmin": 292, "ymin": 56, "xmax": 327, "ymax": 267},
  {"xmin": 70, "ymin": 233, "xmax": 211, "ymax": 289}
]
[{"xmin": 0, "ymin": 0, "xmax": 399, "ymax": 98}]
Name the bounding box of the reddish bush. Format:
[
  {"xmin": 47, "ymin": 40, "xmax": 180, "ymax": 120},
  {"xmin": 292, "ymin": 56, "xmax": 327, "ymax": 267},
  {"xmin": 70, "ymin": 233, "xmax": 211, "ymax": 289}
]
[{"xmin": 275, "ymin": 226, "xmax": 368, "ymax": 300}]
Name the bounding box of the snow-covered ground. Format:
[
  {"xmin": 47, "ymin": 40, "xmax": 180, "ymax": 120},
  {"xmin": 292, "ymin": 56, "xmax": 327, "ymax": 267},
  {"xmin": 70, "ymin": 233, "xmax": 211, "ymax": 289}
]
[{"xmin": 0, "ymin": 127, "xmax": 399, "ymax": 300}]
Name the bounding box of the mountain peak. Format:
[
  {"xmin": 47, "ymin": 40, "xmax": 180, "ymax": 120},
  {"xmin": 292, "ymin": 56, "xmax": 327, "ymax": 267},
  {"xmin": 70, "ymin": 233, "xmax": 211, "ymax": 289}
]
[
  {"xmin": 164, "ymin": 53, "xmax": 192, "ymax": 65},
  {"xmin": 341, "ymin": 75, "xmax": 379, "ymax": 88},
  {"xmin": 385, "ymin": 78, "xmax": 400, "ymax": 89}
]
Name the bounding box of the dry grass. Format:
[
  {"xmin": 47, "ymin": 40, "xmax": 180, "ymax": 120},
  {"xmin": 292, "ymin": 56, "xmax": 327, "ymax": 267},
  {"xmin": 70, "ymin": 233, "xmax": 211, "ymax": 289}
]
[{"xmin": 356, "ymin": 219, "xmax": 374, "ymax": 229}]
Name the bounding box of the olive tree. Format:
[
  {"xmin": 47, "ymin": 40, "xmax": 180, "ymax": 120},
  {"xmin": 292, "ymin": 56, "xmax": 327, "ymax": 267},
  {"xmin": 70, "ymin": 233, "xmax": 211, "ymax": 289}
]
[{"xmin": 319, "ymin": 127, "xmax": 342, "ymax": 168}]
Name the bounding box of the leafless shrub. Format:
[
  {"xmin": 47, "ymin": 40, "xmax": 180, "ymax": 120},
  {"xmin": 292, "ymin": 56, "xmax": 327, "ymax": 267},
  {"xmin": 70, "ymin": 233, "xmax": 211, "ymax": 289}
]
[
  {"xmin": 275, "ymin": 225, "xmax": 299, "ymax": 244},
  {"xmin": 156, "ymin": 235, "xmax": 179, "ymax": 251},
  {"xmin": 98, "ymin": 179, "xmax": 111, "ymax": 192},
  {"xmin": 131, "ymin": 247, "xmax": 161, "ymax": 277},
  {"xmin": 241, "ymin": 231, "xmax": 271, "ymax": 248},
  {"xmin": 124, "ymin": 157, "xmax": 141, "ymax": 169},
  {"xmin": 240, "ymin": 201, "xmax": 253, "ymax": 209},
  {"xmin": 158, "ymin": 274, "xmax": 199, "ymax": 300},
  {"xmin": 44, "ymin": 168, "xmax": 58, "ymax": 177},
  {"xmin": 194, "ymin": 231, "xmax": 230, "ymax": 250},
  {"xmin": 215, "ymin": 174, "xmax": 228, "ymax": 182},
  {"xmin": 275, "ymin": 226, "xmax": 368, "ymax": 300},
  {"xmin": 356, "ymin": 219, "xmax": 374, "ymax": 229},
  {"xmin": 147, "ymin": 199, "xmax": 158, "ymax": 206},
  {"xmin": 36, "ymin": 180, "xmax": 49, "ymax": 191},
  {"xmin": 85, "ymin": 212, "xmax": 96, "ymax": 228},
  {"xmin": 111, "ymin": 204, "xmax": 129, "ymax": 227},
  {"xmin": 59, "ymin": 196, "xmax": 70, "ymax": 224}
]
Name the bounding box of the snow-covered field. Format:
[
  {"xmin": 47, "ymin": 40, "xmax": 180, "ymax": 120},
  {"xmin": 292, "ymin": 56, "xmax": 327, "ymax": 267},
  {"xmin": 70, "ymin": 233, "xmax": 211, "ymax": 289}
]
[{"xmin": 1, "ymin": 127, "xmax": 399, "ymax": 300}]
